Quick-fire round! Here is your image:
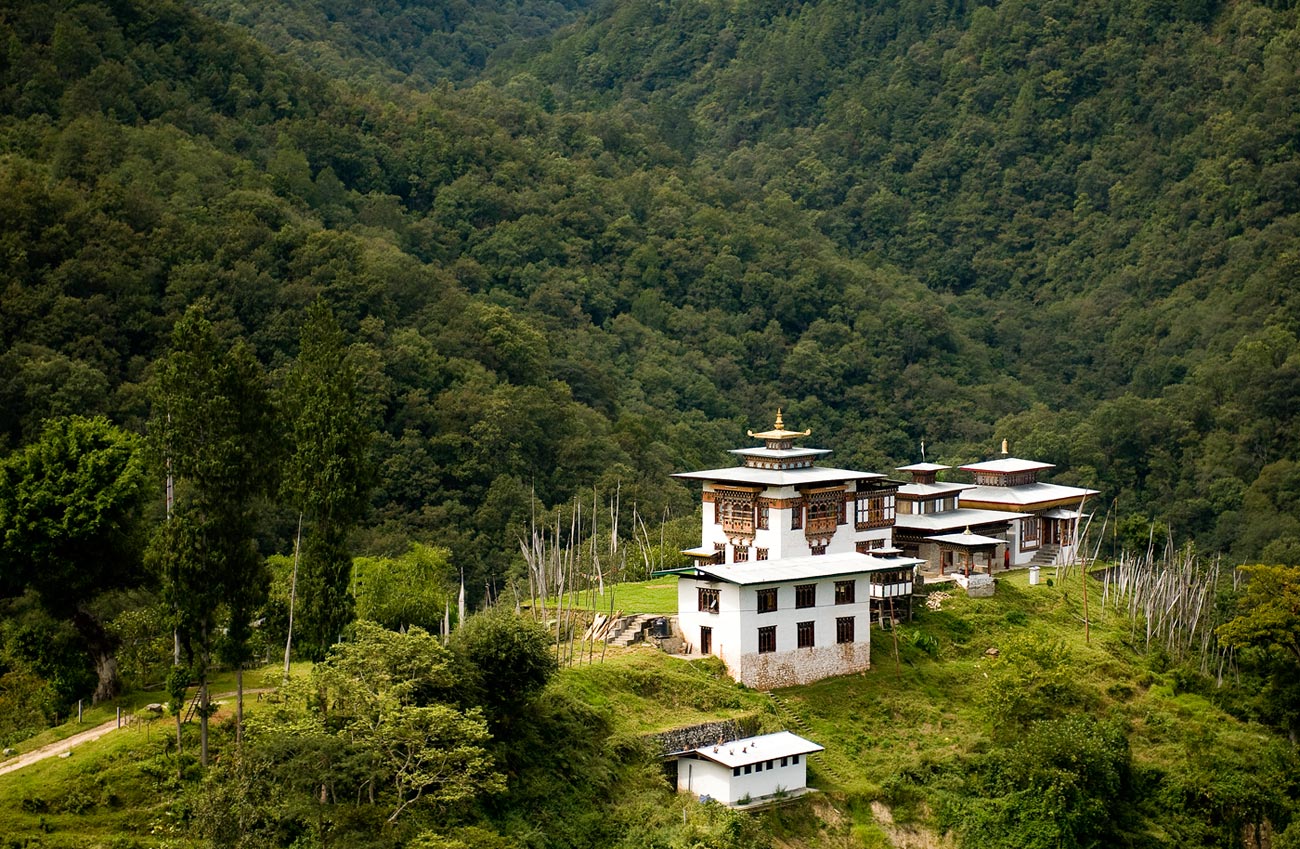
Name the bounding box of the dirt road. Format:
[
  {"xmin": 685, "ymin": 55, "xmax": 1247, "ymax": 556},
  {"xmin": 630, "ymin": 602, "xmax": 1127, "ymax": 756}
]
[{"xmin": 0, "ymin": 689, "xmax": 272, "ymax": 778}]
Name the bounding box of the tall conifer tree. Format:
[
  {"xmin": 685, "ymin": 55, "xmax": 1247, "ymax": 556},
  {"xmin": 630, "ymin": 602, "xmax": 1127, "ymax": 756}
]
[
  {"xmin": 281, "ymin": 300, "xmax": 376, "ymax": 662},
  {"xmin": 148, "ymin": 304, "xmax": 277, "ymax": 764}
]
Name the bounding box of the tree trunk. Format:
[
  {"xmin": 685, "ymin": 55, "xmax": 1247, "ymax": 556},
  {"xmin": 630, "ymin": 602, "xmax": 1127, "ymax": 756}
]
[
  {"xmin": 71, "ymin": 609, "xmax": 121, "ymax": 703},
  {"xmin": 236, "ymin": 666, "xmax": 243, "ymax": 747}
]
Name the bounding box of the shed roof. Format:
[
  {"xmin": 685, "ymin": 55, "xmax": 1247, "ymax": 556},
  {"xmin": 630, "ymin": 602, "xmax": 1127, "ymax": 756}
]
[
  {"xmin": 960, "ymin": 457, "xmax": 1055, "ymax": 474},
  {"xmin": 926, "ymin": 530, "xmax": 1005, "ymax": 547},
  {"xmin": 689, "ymin": 731, "xmax": 824, "ymax": 768},
  {"xmin": 894, "ymin": 507, "xmax": 1026, "ymax": 532},
  {"xmin": 673, "ymin": 466, "xmax": 885, "ymax": 487},
  {"xmin": 960, "ymin": 482, "xmax": 1099, "ymax": 508},
  {"xmin": 683, "ymin": 551, "xmax": 923, "ymax": 585}
]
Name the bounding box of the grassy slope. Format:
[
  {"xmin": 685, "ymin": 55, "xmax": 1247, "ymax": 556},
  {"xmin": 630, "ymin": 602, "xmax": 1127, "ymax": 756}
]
[
  {"xmin": 0, "ymin": 665, "xmax": 295, "ymax": 849},
  {"xmin": 560, "ymin": 572, "xmax": 1285, "ymax": 847},
  {"xmin": 0, "ymin": 582, "xmax": 1283, "ymax": 847}
]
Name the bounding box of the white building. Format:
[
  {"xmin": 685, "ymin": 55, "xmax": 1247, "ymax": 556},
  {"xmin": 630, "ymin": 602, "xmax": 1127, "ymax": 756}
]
[
  {"xmin": 892, "ymin": 462, "xmax": 1027, "ymax": 574},
  {"xmin": 958, "ymin": 448, "xmax": 1099, "ymax": 567},
  {"xmin": 669, "ymin": 414, "xmax": 923, "ymax": 688},
  {"xmin": 676, "ymin": 731, "xmax": 824, "ymax": 807}
]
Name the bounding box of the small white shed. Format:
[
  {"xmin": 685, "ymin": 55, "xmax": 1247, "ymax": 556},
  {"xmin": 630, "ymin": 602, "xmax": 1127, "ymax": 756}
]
[{"xmin": 676, "ymin": 731, "xmax": 823, "ymax": 807}]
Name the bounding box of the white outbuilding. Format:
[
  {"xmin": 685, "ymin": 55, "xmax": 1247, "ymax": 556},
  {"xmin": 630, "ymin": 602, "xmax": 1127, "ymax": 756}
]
[{"xmin": 675, "ymin": 731, "xmax": 824, "ymax": 807}]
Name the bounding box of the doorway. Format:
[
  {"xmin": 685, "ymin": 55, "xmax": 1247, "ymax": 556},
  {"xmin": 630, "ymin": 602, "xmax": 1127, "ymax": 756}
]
[{"xmin": 700, "ymin": 626, "xmax": 712, "ymax": 655}]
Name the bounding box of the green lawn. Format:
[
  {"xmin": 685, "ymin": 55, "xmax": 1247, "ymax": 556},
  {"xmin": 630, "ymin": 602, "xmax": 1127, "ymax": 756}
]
[{"xmin": 541, "ymin": 578, "xmax": 680, "ymax": 615}]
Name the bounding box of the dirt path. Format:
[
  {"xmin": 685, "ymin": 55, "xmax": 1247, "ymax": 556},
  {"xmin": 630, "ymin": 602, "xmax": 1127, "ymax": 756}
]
[{"xmin": 0, "ymin": 688, "xmax": 274, "ymax": 778}]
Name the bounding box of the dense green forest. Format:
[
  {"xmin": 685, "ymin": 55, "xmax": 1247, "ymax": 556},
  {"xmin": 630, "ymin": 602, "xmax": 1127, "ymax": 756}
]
[{"xmin": 1, "ymin": 0, "xmax": 1299, "ymax": 842}]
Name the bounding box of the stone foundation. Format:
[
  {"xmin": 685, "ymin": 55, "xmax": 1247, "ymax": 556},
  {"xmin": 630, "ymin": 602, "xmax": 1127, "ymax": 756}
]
[{"xmin": 738, "ymin": 643, "xmax": 871, "ymax": 689}]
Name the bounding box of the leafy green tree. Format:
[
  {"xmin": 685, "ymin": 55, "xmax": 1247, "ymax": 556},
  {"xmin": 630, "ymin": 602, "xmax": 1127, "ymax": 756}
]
[
  {"xmin": 354, "ymin": 544, "xmax": 456, "ymax": 634},
  {"xmin": 0, "ymin": 415, "xmax": 149, "ymax": 702},
  {"xmin": 1217, "ymin": 564, "xmax": 1300, "ymax": 738},
  {"xmin": 280, "ymin": 299, "xmax": 377, "ymax": 663},
  {"xmin": 945, "ymin": 715, "xmax": 1133, "ymax": 849},
  {"xmin": 450, "ymin": 608, "xmax": 556, "ymax": 734},
  {"xmin": 195, "ymin": 622, "xmax": 503, "ymax": 847},
  {"xmin": 148, "ymin": 305, "xmax": 277, "ymax": 762}
]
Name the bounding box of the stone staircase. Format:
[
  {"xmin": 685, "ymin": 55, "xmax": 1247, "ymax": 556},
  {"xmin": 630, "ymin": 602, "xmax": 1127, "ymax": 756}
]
[
  {"xmin": 768, "ymin": 692, "xmax": 854, "ymax": 789},
  {"xmin": 1028, "ymin": 544, "xmax": 1061, "ymax": 567},
  {"xmin": 606, "ymin": 613, "xmax": 659, "ymax": 647}
]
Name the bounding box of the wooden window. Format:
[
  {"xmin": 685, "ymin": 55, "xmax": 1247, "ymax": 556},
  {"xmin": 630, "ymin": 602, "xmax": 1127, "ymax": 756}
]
[
  {"xmin": 712, "ymin": 542, "xmax": 725, "ymax": 565},
  {"xmin": 838, "ymin": 496, "xmax": 847, "ymax": 525},
  {"xmin": 856, "ymin": 539, "xmax": 884, "ymax": 554},
  {"xmin": 791, "ymin": 499, "xmax": 803, "ymax": 530},
  {"xmin": 756, "ymin": 587, "xmax": 777, "ymax": 614},
  {"xmin": 795, "ymin": 583, "xmax": 816, "ymax": 608},
  {"xmin": 810, "ymin": 544, "xmax": 827, "ymax": 555},
  {"xmin": 780, "ymin": 757, "xmax": 788, "ymax": 767},
  {"xmin": 744, "ymin": 764, "xmax": 752, "ymax": 774},
  {"xmin": 836, "ymin": 616, "xmax": 855, "ymax": 644},
  {"xmin": 717, "ymin": 489, "xmax": 756, "ymax": 537},
  {"xmin": 806, "ymin": 490, "xmax": 840, "ymax": 535},
  {"xmin": 1021, "ymin": 516, "xmax": 1040, "ymax": 547},
  {"xmin": 756, "ymin": 548, "xmax": 769, "ymax": 561},
  {"xmin": 734, "ymin": 545, "xmax": 749, "ymax": 562},
  {"xmin": 855, "ymin": 492, "xmax": 896, "ymax": 529},
  {"xmin": 698, "ymin": 587, "xmax": 719, "ymax": 614},
  {"xmin": 758, "ymin": 625, "xmax": 776, "ymax": 653},
  {"xmin": 797, "ymin": 620, "xmax": 815, "ymax": 648},
  {"xmin": 757, "ymin": 502, "xmax": 770, "ymax": 530},
  {"xmin": 733, "ymin": 766, "xmax": 740, "ymax": 776},
  {"xmin": 835, "ymin": 580, "xmax": 856, "ymax": 605},
  {"xmin": 792, "ymin": 754, "xmax": 800, "ymax": 764}
]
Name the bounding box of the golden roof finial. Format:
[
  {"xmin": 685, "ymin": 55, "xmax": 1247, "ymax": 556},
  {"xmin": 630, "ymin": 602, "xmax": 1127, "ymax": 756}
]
[{"xmin": 746, "ymin": 409, "xmax": 811, "ymax": 441}]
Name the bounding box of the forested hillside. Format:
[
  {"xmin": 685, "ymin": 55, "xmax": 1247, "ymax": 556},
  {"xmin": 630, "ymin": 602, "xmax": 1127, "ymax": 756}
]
[
  {"xmin": 2, "ymin": 0, "xmax": 1297, "ymax": 585},
  {"xmin": 2, "ymin": 0, "xmax": 1300, "ymax": 845},
  {"xmin": 0, "ymin": 0, "xmax": 1297, "ymax": 690}
]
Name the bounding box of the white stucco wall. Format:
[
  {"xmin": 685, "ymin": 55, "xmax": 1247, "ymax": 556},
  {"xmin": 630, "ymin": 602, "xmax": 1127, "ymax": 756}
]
[
  {"xmin": 678, "ymin": 575, "xmax": 874, "ymax": 688},
  {"xmin": 677, "ymin": 754, "xmax": 811, "ymax": 805}
]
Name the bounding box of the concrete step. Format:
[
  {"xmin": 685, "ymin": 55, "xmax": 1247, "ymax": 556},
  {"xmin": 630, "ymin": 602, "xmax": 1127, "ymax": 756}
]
[{"xmin": 607, "ymin": 613, "xmax": 658, "ymax": 647}]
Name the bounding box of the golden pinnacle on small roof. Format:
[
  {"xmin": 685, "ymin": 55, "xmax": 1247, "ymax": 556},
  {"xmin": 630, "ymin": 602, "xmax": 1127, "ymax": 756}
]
[{"xmin": 747, "ymin": 408, "xmax": 812, "ymax": 441}]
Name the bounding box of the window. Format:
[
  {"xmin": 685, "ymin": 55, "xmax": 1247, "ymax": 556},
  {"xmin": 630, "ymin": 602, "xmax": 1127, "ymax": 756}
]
[
  {"xmin": 698, "ymin": 588, "xmax": 719, "ymax": 614},
  {"xmin": 756, "ymin": 548, "xmax": 769, "ymax": 561},
  {"xmin": 766, "ymin": 760, "xmax": 774, "ymax": 770},
  {"xmin": 791, "ymin": 500, "xmax": 803, "ymax": 530},
  {"xmin": 795, "ymin": 583, "xmax": 816, "ymax": 609},
  {"xmin": 733, "ymin": 766, "xmax": 740, "ymax": 776},
  {"xmin": 712, "ymin": 542, "xmax": 725, "ymax": 565},
  {"xmin": 856, "ymin": 539, "xmax": 884, "ymax": 554},
  {"xmin": 855, "ymin": 492, "xmax": 896, "ymax": 529},
  {"xmin": 810, "ymin": 544, "xmax": 827, "ymax": 555},
  {"xmin": 797, "ymin": 620, "xmax": 815, "ymax": 648},
  {"xmin": 806, "ymin": 490, "xmax": 840, "ymax": 534},
  {"xmin": 1021, "ymin": 516, "xmax": 1040, "ymax": 547},
  {"xmin": 734, "ymin": 545, "xmax": 749, "ymax": 562},
  {"xmin": 757, "ymin": 501, "xmax": 770, "ymax": 530},
  {"xmin": 792, "ymin": 754, "xmax": 800, "ymax": 764},
  {"xmin": 834, "ymin": 580, "xmax": 856, "ymax": 604},
  {"xmin": 836, "ymin": 616, "xmax": 855, "ymax": 644},
  {"xmin": 756, "ymin": 587, "xmax": 777, "ymax": 613},
  {"xmin": 717, "ymin": 489, "xmax": 756, "ymax": 536},
  {"xmin": 758, "ymin": 625, "xmax": 776, "ymax": 653},
  {"xmin": 744, "ymin": 764, "xmax": 752, "ymax": 774},
  {"xmin": 780, "ymin": 757, "xmax": 788, "ymax": 767}
]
